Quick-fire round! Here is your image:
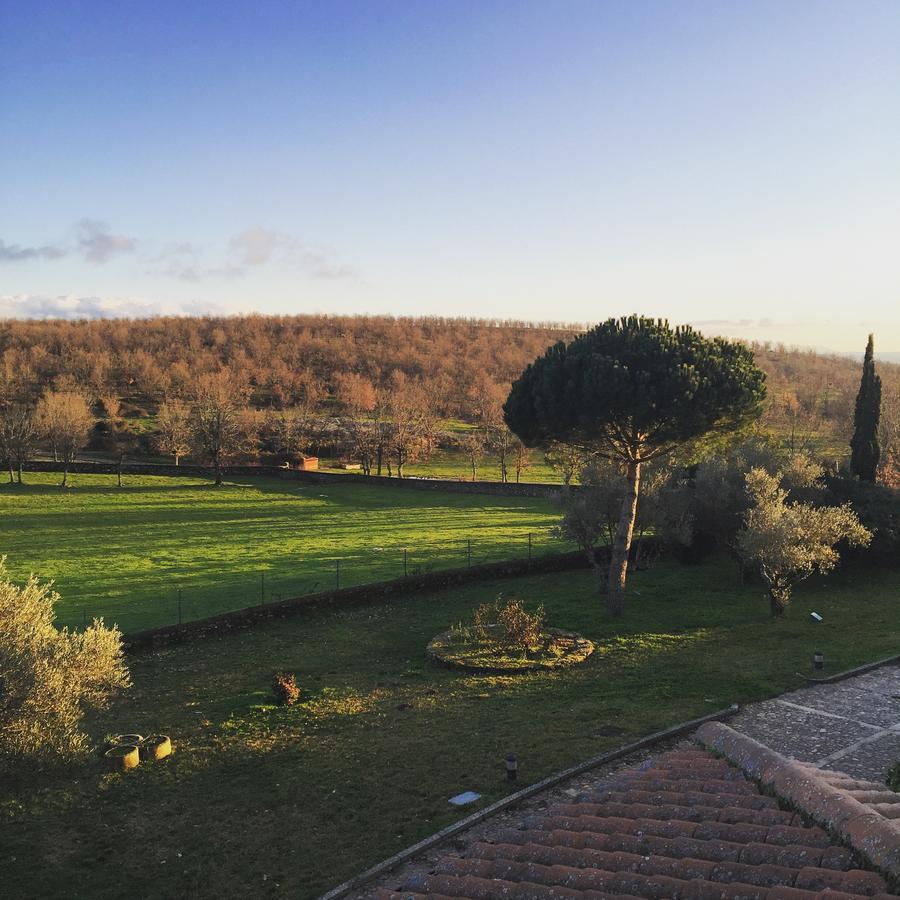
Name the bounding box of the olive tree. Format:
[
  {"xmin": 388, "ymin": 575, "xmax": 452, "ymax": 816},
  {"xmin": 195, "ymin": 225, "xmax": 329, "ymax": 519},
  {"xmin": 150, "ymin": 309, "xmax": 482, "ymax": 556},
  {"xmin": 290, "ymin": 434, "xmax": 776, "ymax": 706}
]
[
  {"xmin": 505, "ymin": 316, "xmax": 765, "ymax": 616},
  {"xmin": 0, "ymin": 560, "xmax": 130, "ymax": 764},
  {"xmin": 737, "ymin": 468, "xmax": 871, "ymax": 617}
]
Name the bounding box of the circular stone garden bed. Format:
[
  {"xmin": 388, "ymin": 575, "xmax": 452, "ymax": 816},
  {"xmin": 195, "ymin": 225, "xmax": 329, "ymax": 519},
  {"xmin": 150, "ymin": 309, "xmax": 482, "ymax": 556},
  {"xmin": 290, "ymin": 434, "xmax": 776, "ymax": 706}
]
[{"xmin": 427, "ymin": 625, "xmax": 595, "ymax": 674}]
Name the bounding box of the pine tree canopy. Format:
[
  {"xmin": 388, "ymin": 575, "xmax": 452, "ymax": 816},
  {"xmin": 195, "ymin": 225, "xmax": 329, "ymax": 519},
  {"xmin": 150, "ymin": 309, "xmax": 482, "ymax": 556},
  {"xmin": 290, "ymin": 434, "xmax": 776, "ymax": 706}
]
[{"xmin": 503, "ymin": 315, "xmax": 766, "ymax": 460}]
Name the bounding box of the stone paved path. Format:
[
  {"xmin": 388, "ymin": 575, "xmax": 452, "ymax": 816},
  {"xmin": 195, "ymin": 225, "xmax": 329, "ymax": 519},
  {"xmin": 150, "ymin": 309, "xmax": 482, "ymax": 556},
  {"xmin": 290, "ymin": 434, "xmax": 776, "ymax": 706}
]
[{"xmin": 727, "ymin": 663, "xmax": 900, "ymax": 781}]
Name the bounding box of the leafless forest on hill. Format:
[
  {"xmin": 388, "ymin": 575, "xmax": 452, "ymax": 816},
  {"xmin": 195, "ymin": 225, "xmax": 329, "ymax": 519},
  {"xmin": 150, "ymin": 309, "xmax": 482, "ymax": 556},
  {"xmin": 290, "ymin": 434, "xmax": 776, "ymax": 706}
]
[{"xmin": 1, "ymin": 314, "xmax": 898, "ymax": 478}]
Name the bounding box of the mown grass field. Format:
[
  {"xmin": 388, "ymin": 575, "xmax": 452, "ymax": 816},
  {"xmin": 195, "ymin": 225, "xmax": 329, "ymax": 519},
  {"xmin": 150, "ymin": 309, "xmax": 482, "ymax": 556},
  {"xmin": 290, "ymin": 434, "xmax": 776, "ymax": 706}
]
[
  {"xmin": 2, "ymin": 557, "xmax": 897, "ymax": 899},
  {"xmin": 0, "ymin": 473, "xmax": 570, "ymax": 632}
]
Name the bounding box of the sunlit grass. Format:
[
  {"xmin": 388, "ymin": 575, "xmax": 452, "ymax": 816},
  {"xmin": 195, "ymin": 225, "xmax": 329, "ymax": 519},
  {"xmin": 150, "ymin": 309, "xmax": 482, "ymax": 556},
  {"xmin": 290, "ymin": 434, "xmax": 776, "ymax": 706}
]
[
  {"xmin": 2, "ymin": 555, "xmax": 897, "ymax": 898},
  {"xmin": 0, "ymin": 473, "xmax": 570, "ymax": 631}
]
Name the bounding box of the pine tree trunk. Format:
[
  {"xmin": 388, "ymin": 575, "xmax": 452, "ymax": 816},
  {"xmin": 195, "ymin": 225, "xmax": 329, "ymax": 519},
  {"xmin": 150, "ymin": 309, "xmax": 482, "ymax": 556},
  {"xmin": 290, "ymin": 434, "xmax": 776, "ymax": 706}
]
[{"xmin": 607, "ymin": 460, "xmax": 641, "ymax": 617}]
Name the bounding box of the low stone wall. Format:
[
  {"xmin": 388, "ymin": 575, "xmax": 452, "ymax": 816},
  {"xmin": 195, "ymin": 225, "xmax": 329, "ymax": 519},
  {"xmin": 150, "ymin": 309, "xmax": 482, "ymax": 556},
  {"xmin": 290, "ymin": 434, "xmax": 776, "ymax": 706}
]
[
  {"xmin": 121, "ymin": 539, "xmax": 657, "ymax": 654},
  {"xmin": 123, "ymin": 548, "xmax": 597, "ymax": 653},
  {"xmin": 25, "ymin": 459, "xmax": 571, "ymax": 498}
]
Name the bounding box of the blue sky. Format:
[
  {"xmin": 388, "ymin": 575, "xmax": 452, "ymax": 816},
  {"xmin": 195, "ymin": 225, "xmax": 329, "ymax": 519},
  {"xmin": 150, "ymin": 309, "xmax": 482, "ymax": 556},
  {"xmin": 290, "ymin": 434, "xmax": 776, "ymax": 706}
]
[{"xmin": 2, "ymin": 0, "xmax": 899, "ymax": 352}]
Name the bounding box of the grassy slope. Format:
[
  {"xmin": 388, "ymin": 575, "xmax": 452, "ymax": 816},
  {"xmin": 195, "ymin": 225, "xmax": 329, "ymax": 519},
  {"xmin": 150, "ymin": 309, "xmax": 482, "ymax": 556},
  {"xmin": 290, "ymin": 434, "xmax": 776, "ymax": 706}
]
[
  {"xmin": 2, "ymin": 557, "xmax": 897, "ymax": 899},
  {"xmin": 0, "ymin": 474, "xmax": 570, "ymax": 632}
]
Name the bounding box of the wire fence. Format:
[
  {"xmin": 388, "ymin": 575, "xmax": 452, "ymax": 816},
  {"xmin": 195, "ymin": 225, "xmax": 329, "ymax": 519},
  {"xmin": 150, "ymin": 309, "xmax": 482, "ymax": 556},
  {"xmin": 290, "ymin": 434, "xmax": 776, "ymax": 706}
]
[{"xmin": 61, "ymin": 528, "xmax": 576, "ymax": 634}]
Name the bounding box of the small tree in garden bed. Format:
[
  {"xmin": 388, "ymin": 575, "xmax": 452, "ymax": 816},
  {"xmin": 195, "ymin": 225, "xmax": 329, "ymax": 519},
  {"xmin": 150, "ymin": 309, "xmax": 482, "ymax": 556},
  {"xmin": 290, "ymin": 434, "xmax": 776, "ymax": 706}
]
[
  {"xmin": 473, "ymin": 596, "xmax": 545, "ymax": 651},
  {"xmin": 430, "ymin": 595, "xmax": 593, "ymax": 674}
]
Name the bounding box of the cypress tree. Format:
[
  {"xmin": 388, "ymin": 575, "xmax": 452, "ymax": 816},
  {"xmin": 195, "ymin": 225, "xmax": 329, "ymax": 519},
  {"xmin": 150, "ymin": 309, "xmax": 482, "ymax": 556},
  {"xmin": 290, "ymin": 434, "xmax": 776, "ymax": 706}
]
[{"xmin": 850, "ymin": 334, "xmax": 881, "ymax": 482}]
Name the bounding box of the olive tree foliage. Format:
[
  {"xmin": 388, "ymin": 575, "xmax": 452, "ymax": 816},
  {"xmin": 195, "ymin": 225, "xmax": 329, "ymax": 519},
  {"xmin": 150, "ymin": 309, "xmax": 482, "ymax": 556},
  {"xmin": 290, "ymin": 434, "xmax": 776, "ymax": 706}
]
[
  {"xmin": 670, "ymin": 438, "xmax": 826, "ymax": 562},
  {"xmin": 737, "ymin": 468, "xmax": 871, "ymax": 618},
  {"xmin": 505, "ymin": 316, "xmax": 766, "ymax": 616},
  {"xmin": 34, "ymin": 390, "xmax": 94, "ymax": 486},
  {"xmin": 0, "ymin": 561, "xmax": 130, "ymax": 764}
]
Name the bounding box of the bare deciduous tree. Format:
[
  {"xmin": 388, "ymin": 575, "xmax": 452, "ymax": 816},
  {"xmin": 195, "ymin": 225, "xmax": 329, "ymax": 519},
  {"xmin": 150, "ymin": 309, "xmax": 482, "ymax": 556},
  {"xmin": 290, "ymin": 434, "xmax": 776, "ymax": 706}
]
[
  {"xmin": 157, "ymin": 399, "xmax": 192, "ymax": 466},
  {"xmin": 385, "ymin": 372, "xmax": 436, "ymax": 478},
  {"xmin": 34, "ymin": 391, "xmax": 94, "ymax": 487},
  {"xmin": 99, "ymin": 395, "xmax": 121, "ymax": 419},
  {"xmin": 457, "ymin": 429, "xmax": 487, "ymax": 482},
  {"xmin": 0, "ymin": 403, "xmax": 36, "ymax": 483},
  {"xmin": 189, "ymin": 372, "xmax": 256, "ymax": 485},
  {"xmin": 266, "ymin": 405, "xmax": 320, "ymax": 464},
  {"xmin": 544, "ymin": 441, "xmax": 583, "ymax": 486},
  {"xmin": 0, "ymin": 560, "xmax": 130, "ymax": 764}
]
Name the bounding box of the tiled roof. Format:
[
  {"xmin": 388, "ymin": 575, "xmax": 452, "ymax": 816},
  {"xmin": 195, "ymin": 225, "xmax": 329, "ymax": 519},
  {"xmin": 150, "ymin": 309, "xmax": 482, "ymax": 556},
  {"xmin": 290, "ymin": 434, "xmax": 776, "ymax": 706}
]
[{"xmin": 376, "ymin": 748, "xmax": 898, "ymax": 899}]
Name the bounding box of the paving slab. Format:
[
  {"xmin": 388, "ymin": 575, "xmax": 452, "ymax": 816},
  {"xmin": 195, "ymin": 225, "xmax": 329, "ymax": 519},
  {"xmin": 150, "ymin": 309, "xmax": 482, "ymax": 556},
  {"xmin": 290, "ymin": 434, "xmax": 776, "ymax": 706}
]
[
  {"xmin": 823, "ymin": 732, "xmax": 900, "ymax": 781},
  {"xmin": 778, "ymin": 682, "xmax": 900, "ymax": 729},
  {"xmin": 728, "ymin": 663, "xmax": 900, "ymax": 782}
]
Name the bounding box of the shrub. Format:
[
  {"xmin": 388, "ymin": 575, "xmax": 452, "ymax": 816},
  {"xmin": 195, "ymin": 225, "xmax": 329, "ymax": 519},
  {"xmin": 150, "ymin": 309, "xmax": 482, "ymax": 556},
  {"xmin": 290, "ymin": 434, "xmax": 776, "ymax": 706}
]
[
  {"xmin": 821, "ymin": 473, "xmax": 900, "ymax": 564},
  {"xmin": 471, "ymin": 596, "xmax": 545, "ymax": 651},
  {"xmin": 0, "ymin": 559, "xmax": 130, "ymax": 765},
  {"xmin": 272, "ymin": 671, "xmax": 300, "ymax": 706}
]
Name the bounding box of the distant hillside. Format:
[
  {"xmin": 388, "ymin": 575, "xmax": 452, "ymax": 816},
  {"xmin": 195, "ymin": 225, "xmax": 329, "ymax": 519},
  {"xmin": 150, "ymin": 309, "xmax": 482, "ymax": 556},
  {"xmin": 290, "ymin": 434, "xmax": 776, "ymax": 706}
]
[{"xmin": 1, "ymin": 315, "xmax": 897, "ymax": 441}]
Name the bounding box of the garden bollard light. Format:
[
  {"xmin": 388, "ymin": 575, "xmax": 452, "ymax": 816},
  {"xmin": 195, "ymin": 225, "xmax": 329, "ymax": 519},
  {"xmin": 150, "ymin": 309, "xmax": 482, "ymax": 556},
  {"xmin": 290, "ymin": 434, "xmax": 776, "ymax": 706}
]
[
  {"xmin": 505, "ymin": 754, "xmax": 518, "ymax": 782},
  {"xmin": 814, "ymin": 650, "xmax": 824, "ymax": 671}
]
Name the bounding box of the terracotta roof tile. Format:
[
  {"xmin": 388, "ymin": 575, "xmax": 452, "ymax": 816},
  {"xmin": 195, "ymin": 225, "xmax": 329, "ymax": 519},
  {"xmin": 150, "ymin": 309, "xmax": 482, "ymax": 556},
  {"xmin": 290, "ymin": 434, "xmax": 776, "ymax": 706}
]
[{"xmin": 386, "ymin": 748, "xmax": 896, "ymax": 899}]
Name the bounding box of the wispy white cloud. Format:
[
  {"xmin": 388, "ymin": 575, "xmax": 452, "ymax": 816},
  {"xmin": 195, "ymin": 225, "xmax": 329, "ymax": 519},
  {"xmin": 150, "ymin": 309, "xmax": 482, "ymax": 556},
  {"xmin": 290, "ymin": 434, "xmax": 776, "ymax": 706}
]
[
  {"xmin": 1, "ymin": 221, "xmax": 358, "ymax": 287},
  {"xmin": 228, "ymin": 227, "xmax": 287, "ymax": 267},
  {"xmin": 151, "ymin": 226, "xmax": 359, "ymax": 282},
  {"xmin": 0, "ymin": 293, "xmax": 221, "ymax": 320},
  {"xmin": 227, "ymin": 226, "xmax": 359, "ymax": 280},
  {"xmin": 74, "ymin": 218, "xmax": 136, "ymax": 263},
  {"xmin": 0, "ymin": 239, "xmax": 68, "ymax": 262},
  {"xmin": 0, "ymin": 220, "xmax": 137, "ymax": 265}
]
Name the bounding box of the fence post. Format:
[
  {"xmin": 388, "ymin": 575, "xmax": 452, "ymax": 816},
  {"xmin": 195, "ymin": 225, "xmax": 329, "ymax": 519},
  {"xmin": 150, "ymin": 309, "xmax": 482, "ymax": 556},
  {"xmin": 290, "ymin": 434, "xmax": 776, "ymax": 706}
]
[
  {"xmin": 336, "ymin": 559, "xmax": 341, "ymax": 590},
  {"xmin": 467, "ymin": 539, "xmax": 472, "ymax": 567},
  {"xmin": 528, "ymin": 532, "xmax": 532, "ymax": 561},
  {"xmin": 403, "ymin": 547, "xmax": 408, "ymax": 577},
  {"xmin": 83, "ymin": 608, "xmax": 87, "ymax": 630},
  {"xmin": 177, "ymin": 589, "xmax": 182, "ymax": 626},
  {"xmin": 260, "ymin": 572, "xmax": 265, "ymax": 606}
]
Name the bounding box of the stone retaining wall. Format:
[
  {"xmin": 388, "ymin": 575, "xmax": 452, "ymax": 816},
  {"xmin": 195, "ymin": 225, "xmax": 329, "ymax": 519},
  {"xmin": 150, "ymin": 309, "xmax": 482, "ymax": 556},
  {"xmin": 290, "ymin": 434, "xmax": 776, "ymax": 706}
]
[{"xmin": 122, "ymin": 547, "xmax": 604, "ymax": 653}]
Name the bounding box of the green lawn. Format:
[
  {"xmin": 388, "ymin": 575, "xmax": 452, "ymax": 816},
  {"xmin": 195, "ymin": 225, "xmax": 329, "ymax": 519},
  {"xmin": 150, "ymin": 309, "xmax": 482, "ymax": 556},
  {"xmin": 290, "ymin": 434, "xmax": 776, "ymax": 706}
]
[
  {"xmin": 2, "ymin": 556, "xmax": 897, "ymax": 899},
  {"xmin": 0, "ymin": 473, "xmax": 571, "ymax": 633}
]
